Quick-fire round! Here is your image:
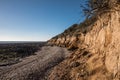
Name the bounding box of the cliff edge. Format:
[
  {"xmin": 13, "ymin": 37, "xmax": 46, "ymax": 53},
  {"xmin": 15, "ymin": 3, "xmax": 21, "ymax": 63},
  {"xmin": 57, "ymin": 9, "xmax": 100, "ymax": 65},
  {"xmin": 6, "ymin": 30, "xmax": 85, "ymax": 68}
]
[{"xmin": 47, "ymin": 0, "xmax": 120, "ymax": 80}]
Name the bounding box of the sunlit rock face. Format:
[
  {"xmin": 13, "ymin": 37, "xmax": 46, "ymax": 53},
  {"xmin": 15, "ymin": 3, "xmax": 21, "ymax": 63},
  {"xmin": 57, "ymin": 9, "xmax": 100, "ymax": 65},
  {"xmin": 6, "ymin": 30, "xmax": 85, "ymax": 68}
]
[{"xmin": 47, "ymin": 8, "xmax": 120, "ymax": 80}]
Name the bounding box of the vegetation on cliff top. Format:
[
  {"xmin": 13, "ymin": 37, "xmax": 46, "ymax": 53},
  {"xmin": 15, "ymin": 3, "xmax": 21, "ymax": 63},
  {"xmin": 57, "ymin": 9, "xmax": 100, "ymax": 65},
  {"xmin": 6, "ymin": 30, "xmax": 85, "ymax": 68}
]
[
  {"xmin": 82, "ymin": 0, "xmax": 120, "ymax": 18},
  {"xmin": 51, "ymin": 0, "xmax": 120, "ymax": 40}
]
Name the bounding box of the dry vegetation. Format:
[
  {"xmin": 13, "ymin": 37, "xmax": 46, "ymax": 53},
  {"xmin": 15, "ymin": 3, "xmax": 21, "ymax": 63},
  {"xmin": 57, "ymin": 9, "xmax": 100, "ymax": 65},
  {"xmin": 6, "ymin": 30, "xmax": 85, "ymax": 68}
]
[
  {"xmin": 0, "ymin": 46, "xmax": 71, "ymax": 80},
  {"xmin": 1, "ymin": 0, "xmax": 120, "ymax": 80},
  {"xmin": 0, "ymin": 42, "xmax": 45, "ymax": 66}
]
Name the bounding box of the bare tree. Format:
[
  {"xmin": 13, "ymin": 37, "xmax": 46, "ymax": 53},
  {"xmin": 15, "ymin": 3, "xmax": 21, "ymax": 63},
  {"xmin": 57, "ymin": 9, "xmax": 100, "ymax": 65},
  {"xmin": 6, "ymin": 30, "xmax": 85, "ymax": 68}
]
[{"xmin": 81, "ymin": 0, "xmax": 120, "ymax": 18}]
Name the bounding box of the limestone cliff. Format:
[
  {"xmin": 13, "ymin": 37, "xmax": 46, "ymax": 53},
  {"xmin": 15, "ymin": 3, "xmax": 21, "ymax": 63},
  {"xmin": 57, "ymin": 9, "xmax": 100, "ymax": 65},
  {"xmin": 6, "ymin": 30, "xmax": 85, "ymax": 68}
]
[{"xmin": 47, "ymin": 1, "xmax": 120, "ymax": 80}]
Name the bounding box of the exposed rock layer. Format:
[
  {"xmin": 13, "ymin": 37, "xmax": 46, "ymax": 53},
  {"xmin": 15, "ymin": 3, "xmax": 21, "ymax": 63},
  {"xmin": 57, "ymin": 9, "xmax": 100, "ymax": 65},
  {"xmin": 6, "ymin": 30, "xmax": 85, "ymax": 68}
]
[{"xmin": 47, "ymin": 11, "xmax": 120, "ymax": 80}]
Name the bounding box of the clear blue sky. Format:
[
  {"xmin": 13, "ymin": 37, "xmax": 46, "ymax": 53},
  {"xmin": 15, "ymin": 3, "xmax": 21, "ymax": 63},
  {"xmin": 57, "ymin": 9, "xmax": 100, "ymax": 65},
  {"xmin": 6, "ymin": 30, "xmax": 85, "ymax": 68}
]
[{"xmin": 0, "ymin": 0, "xmax": 86, "ymax": 41}]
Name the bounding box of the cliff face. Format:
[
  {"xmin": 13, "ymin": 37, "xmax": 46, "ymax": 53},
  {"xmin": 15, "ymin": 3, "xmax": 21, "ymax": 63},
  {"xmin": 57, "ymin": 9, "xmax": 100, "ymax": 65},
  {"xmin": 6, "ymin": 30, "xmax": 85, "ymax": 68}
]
[{"xmin": 47, "ymin": 10, "xmax": 120, "ymax": 80}]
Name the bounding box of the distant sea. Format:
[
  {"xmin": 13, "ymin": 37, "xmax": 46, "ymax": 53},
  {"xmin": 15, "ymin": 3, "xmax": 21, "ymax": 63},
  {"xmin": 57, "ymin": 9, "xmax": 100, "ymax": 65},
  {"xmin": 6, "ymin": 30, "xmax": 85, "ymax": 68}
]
[{"xmin": 0, "ymin": 41, "xmax": 44, "ymax": 44}]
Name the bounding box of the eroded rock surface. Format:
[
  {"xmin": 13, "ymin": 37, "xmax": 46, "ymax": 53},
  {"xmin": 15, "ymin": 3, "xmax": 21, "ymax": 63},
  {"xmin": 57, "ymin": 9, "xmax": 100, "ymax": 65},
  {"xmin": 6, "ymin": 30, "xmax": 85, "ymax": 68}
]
[{"xmin": 47, "ymin": 11, "xmax": 120, "ymax": 80}]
